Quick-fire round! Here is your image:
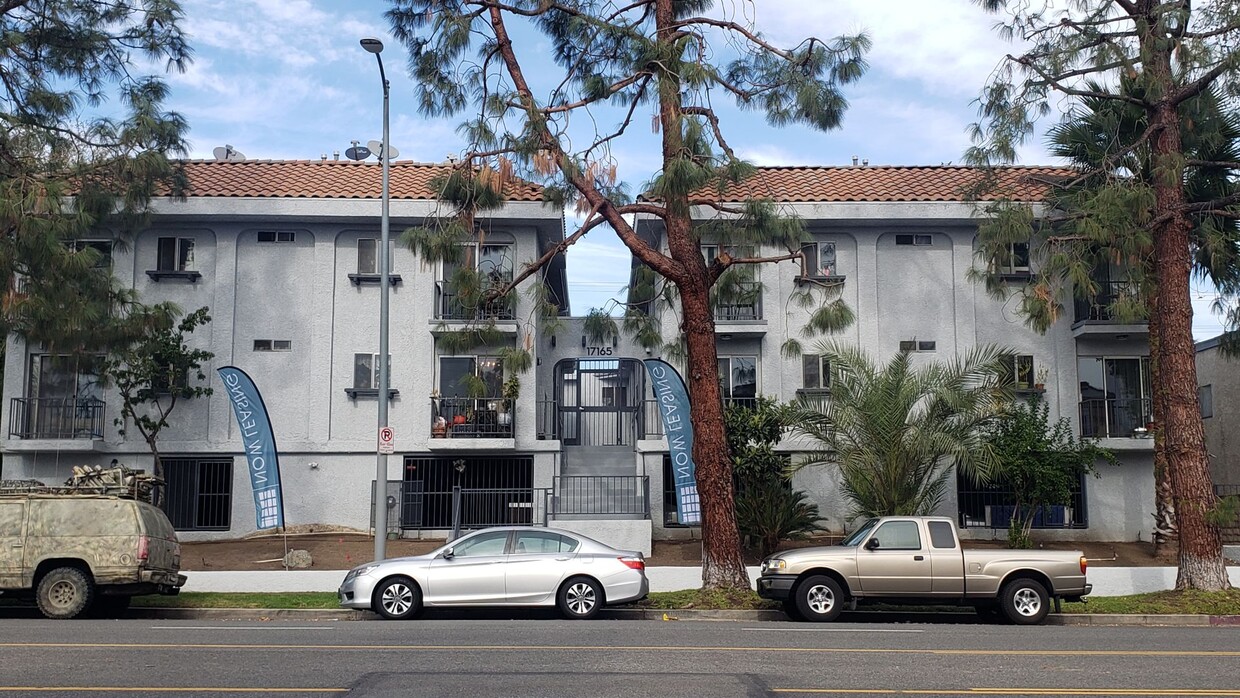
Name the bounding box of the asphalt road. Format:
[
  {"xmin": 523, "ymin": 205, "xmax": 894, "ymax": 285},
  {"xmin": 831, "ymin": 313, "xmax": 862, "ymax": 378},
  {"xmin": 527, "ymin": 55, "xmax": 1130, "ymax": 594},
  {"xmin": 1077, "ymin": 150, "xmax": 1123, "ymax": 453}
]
[{"xmin": 1, "ymin": 614, "xmax": 1239, "ymax": 697}]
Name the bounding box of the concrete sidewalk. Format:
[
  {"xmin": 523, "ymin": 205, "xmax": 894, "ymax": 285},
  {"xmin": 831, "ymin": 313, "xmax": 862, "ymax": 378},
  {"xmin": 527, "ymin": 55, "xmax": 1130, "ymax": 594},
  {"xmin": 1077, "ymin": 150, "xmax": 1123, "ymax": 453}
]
[{"xmin": 182, "ymin": 565, "xmax": 1240, "ymax": 596}]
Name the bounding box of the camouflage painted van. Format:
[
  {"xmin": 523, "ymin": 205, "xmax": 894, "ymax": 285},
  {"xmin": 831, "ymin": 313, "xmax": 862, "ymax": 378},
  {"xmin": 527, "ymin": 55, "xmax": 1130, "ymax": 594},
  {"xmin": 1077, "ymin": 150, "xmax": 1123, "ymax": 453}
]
[{"xmin": 0, "ymin": 492, "xmax": 186, "ymax": 619}]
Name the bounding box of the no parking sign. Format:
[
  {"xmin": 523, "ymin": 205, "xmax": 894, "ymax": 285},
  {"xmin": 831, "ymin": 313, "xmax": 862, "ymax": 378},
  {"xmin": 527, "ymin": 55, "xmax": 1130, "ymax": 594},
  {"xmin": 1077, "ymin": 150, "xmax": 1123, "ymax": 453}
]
[{"xmin": 378, "ymin": 426, "xmax": 395, "ymax": 454}]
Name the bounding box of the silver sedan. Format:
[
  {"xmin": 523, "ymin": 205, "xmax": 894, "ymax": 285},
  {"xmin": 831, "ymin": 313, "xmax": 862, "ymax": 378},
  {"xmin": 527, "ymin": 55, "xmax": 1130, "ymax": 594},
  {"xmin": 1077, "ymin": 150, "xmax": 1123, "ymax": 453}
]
[{"xmin": 338, "ymin": 527, "xmax": 649, "ymax": 620}]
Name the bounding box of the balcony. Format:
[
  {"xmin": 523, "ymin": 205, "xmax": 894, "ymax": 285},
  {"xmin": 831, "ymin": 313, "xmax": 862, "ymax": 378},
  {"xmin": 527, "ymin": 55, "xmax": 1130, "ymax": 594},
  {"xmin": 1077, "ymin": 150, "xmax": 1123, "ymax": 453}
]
[
  {"xmin": 435, "ymin": 285, "xmax": 516, "ymax": 322},
  {"xmin": 713, "ymin": 281, "xmax": 765, "ymax": 336},
  {"xmin": 8, "ymin": 397, "xmax": 105, "ymax": 440},
  {"xmin": 1079, "ymin": 397, "xmax": 1153, "ymax": 439},
  {"xmin": 1072, "ymin": 280, "xmax": 1148, "ymax": 339},
  {"xmin": 431, "ymin": 396, "xmax": 513, "ymax": 438}
]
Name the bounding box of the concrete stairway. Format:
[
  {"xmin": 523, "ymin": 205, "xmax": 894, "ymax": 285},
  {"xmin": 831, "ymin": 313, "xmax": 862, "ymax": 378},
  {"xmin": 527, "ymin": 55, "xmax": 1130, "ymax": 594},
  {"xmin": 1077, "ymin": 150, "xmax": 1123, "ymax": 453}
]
[{"xmin": 555, "ymin": 445, "xmax": 646, "ymax": 520}]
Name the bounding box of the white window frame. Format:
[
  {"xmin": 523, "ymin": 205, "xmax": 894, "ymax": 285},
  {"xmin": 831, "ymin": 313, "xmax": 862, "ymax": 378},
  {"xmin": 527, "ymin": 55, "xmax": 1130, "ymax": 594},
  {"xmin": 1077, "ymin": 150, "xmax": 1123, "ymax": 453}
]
[
  {"xmin": 799, "ymin": 241, "xmax": 838, "ymax": 278},
  {"xmin": 157, "ymin": 237, "xmax": 195, "ymax": 271},
  {"xmin": 996, "ymin": 241, "xmax": 1031, "ymax": 275},
  {"xmin": 802, "ymin": 354, "xmax": 830, "ymax": 391},
  {"xmin": 257, "ymin": 231, "xmax": 296, "ymax": 243},
  {"xmin": 895, "ymin": 234, "xmax": 933, "ymax": 246},
  {"xmin": 717, "ymin": 355, "xmax": 759, "ymax": 399}
]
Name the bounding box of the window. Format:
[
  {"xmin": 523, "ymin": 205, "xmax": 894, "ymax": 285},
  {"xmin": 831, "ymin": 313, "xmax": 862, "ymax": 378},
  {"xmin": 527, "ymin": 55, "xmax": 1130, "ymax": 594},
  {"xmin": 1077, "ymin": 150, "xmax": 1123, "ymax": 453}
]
[
  {"xmin": 602, "ymin": 386, "xmax": 628, "ymax": 407},
  {"xmin": 995, "ymin": 241, "xmax": 1030, "ymax": 275},
  {"xmin": 163, "ymin": 457, "xmax": 232, "ymax": 531},
  {"xmin": 927, "ymin": 521, "xmax": 957, "ymax": 549},
  {"xmin": 257, "ymin": 231, "xmax": 296, "ymax": 243},
  {"xmin": 157, "ymin": 237, "xmax": 195, "ymax": 271},
  {"xmin": 71, "ymin": 239, "xmax": 114, "ymax": 269},
  {"xmin": 802, "ymin": 354, "xmax": 830, "ymax": 391},
  {"xmin": 895, "ymin": 234, "xmax": 933, "ymax": 246},
  {"xmin": 358, "ymin": 238, "xmax": 378, "ymax": 274},
  {"xmin": 1078, "ymin": 356, "xmax": 1152, "ymax": 437},
  {"xmin": 871, "ymin": 520, "xmax": 922, "ymax": 550},
  {"xmin": 439, "ymin": 244, "xmax": 514, "ymax": 318},
  {"xmin": 717, "ymin": 356, "xmax": 757, "ymax": 404},
  {"xmin": 799, "ymin": 241, "xmax": 837, "ymax": 278},
  {"xmin": 354, "ymin": 353, "xmax": 393, "ymax": 390},
  {"xmin": 513, "ymin": 531, "xmax": 579, "ymax": 554},
  {"xmin": 1200, "ymin": 384, "xmax": 1214, "ymax": 419},
  {"xmin": 253, "ymin": 340, "xmax": 292, "ymax": 352},
  {"xmin": 452, "ymin": 530, "xmax": 509, "ymax": 557},
  {"xmin": 17, "ymin": 354, "xmax": 105, "ymax": 438},
  {"xmin": 1001, "ymin": 354, "xmax": 1035, "ymax": 390},
  {"xmin": 899, "ymin": 340, "xmax": 936, "ymax": 353},
  {"xmin": 439, "ymin": 356, "xmax": 503, "ymax": 398}
]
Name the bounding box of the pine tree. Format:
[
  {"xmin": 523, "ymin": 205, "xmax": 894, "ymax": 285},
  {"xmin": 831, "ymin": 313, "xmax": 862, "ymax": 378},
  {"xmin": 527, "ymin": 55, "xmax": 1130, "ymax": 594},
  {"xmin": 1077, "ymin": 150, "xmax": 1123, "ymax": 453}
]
[
  {"xmin": 387, "ymin": 0, "xmax": 869, "ymax": 589},
  {"xmin": 968, "ymin": 0, "xmax": 1240, "ymax": 590}
]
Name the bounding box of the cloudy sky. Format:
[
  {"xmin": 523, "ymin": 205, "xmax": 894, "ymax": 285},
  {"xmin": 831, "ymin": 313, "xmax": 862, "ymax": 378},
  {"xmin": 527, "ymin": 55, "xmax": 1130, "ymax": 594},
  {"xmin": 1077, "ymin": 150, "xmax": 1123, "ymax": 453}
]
[{"xmin": 162, "ymin": 0, "xmax": 1228, "ymax": 339}]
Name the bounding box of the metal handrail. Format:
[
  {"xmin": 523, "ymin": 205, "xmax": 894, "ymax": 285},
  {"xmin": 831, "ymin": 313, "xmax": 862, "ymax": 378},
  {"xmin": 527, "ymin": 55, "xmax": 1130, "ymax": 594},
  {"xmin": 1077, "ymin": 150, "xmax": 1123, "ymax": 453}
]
[
  {"xmin": 8, "ymin": 397, "xmax": 105, "ymax": 439},
  {"xmin": 430, "ymin": 396, "xmax": 514, "ymax": 439}
]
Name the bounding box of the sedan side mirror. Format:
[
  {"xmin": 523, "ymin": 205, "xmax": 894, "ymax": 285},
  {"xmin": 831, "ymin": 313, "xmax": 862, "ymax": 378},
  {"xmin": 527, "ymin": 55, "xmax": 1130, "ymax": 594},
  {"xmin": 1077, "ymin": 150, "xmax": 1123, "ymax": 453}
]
[
  {"xmin": 864, "ymin": 538, "xmax": 881, "ymax": 551},
  {"xmin": 441, "ymin": 547, "xmax": 455, "ymax": 559}
]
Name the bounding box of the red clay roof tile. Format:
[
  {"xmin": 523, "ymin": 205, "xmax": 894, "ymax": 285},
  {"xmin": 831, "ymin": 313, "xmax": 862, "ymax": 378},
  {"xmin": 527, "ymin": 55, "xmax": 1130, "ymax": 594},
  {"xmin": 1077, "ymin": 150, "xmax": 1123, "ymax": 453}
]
[
  {"xmin": 703, "ymin": 165, "xmax": 1071, "ymax": 203},
  {"xmin": 174, "ymin": 160, "xmax": 545, "ymax": 202}
]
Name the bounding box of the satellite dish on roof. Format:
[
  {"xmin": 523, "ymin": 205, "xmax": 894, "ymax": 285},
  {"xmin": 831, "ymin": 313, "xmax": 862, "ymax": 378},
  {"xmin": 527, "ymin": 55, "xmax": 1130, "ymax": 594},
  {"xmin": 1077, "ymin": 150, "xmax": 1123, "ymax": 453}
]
[
  {"xmin": 367, "ymin": 139, "xmax": 399, "ymax": 160},
  {"xmin": 345, "ymin": 145, "xmax": 371, "ymax": 161},
  {"xmin": 212, "ymin": 145, "xmax": 246, "ymax": 162}
]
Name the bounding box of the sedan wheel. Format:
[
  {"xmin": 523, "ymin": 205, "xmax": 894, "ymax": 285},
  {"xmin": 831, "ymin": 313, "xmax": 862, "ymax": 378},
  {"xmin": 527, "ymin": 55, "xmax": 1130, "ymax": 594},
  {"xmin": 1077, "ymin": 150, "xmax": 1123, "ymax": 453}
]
[
  {"xmin": 373, "ymin": 577, "xmax": 422, "ymax": 620},
  {"xmin": 557, "ymin": 576, "xmax": 603, "ymax": 620},
  {"xmin": 1000, "ymin": 578, "xmax": 1049, "ymax": 625},
  {"xmin": 795, "ymin": 574, "xmax": 844, "ymax": 622}
]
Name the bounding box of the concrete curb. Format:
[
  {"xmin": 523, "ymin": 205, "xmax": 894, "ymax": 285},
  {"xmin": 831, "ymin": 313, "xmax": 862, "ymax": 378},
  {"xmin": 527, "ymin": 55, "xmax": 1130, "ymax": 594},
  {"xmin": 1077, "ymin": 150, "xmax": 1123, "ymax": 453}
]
[{"xmin": 122, "ymin": 606, "xmax": 1240, "ymax": 626}]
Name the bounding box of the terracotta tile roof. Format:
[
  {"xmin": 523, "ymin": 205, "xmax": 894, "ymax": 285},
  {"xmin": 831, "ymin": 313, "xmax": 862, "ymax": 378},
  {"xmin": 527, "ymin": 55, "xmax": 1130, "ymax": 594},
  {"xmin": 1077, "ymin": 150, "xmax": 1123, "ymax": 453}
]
[
  {"xmin": 173, "ymin": 160, "xmax": 545, "ymax": 202},
  {"xmin": 701, "ymin": 165, "xmax": 1072, "ymax": 203}
]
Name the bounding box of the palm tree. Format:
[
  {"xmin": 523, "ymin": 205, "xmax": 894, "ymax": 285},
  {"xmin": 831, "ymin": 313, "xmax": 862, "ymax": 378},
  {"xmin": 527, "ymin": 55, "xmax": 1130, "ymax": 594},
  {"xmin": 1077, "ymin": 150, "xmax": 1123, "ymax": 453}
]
[{"xmin": 788, "ymin": 344, "xmax": 1013, "ymax": 520}]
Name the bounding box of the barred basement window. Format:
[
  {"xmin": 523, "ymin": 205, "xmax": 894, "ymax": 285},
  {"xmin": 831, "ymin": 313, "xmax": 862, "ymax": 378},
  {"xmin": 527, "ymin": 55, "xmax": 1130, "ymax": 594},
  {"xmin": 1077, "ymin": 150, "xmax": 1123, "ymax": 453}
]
[{"xmin": 163, "ymin": 457, "xmax": 233, "ymax": 531}]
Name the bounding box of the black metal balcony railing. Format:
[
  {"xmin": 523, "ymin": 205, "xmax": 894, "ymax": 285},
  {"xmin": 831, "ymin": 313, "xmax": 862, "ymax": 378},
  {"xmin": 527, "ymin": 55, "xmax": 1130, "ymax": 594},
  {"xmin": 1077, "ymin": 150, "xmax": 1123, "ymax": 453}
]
[
  {"xmin": 430, "ymin": 397, "xmax": 514, "ymax": 439},
  {"xmin": 8, "ymin": 397, "xmax": 106, "ymax": 439},
  {"xmin": 1079, "ymin": 397, "xmax": 1153, "ymax": 438},
  {"xmin": 1074, "ymin": 280, "xmax": 1142, "ymax": 324},
  {"xmin": 713, "ymin": 281, "xmax": 763, "ymax": 322},
  {"xmin": 436, "ymin": 287, "xmax": 515, "ymax": 321}
]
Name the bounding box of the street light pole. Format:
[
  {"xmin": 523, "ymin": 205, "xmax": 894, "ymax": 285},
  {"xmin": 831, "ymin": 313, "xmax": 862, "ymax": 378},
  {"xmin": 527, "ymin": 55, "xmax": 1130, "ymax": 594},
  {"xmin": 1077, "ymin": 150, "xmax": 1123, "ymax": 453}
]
[{"xmin": 361, "ymin": 37, "xmax": 390, "ymax": 562}]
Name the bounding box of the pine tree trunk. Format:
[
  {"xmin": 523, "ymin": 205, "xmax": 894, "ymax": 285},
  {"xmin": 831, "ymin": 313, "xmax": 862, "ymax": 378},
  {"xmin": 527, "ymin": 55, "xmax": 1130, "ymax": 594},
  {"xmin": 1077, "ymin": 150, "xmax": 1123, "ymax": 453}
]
[
  {"xmin": 1146, "ymin": 289, "xmax": 1177, "ymax": 552},
  {"xmin": 1147, "ymin": 77, "xmax": 1229, "ymax": 589},
  {"xmin": 651, "ymin": 0, "xmax": 748, "ymax": 590}
]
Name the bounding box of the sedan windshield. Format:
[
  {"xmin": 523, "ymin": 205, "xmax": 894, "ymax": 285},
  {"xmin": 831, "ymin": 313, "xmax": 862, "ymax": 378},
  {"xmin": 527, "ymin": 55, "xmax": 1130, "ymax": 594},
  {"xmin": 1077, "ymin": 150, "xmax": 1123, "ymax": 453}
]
[{"xmin": 840, "ymin": 518, "xmax": 878, "ymax": 547}]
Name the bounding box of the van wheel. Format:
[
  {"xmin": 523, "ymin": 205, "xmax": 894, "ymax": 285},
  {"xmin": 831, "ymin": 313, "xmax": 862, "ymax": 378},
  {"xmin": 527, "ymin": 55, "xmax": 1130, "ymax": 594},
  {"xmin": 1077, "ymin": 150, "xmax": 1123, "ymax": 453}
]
[
  {"xmin": 1000, "ymin": 578, "xmax": 1049, "ymax": 625},
  {"xmin": 795, "ymin": 575, "xmax": 844, "ymax": 622},
  {"xmin": 372, "ymin": 576, "xmax": 423, "ymax": 620},
  {"xmin": 557, "ymin": 576, "xmax": 603, "ymax": 620},
  {"xmin": 36, "ymin": 567, "xmax": 95, "ymax": 620}
]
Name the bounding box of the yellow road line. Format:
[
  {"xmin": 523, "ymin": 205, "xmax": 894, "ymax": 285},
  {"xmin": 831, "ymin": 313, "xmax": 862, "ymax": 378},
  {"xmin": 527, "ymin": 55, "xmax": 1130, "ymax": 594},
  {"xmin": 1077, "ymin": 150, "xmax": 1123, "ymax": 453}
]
[{"xmin": 1, "ymin": 642, "xmax": 1239, "ymax": 657}]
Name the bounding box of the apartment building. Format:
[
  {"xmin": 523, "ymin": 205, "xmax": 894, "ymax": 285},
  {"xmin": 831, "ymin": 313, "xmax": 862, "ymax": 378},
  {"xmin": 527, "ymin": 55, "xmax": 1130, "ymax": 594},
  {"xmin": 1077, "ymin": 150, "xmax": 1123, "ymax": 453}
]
[
  {"xmin": 1197, "ymin": 336, "xmax": 1240, "ymax": 489},
  {"xmin": 0, "ymin": 161, "xmax": 1159, "ymax": 547},
  {"xmin": 625, "ymin": 166, "xmax": 1157, "ymax": 543},
  {"xmin": 1, "ymin": 159, "xmax": 575, "ymax": 542}
]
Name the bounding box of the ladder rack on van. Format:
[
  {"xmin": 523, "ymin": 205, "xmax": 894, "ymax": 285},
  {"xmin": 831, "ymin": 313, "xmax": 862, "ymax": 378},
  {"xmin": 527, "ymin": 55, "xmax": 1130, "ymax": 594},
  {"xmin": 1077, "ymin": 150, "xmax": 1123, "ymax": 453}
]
[{"xmin": 0, "ymin": 466, "xmax": 163, "ymax": 505}]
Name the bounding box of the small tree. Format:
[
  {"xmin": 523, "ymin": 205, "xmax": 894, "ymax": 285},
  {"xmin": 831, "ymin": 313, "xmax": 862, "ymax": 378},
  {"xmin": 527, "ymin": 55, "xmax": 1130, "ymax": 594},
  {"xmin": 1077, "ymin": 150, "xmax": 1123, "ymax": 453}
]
[
  {"xmin": 790, "ymin": 344, "xmax": 1013, "ymax": 520},
  {"xmin": 986, "ymin": 396, "xmax": 1116, "ymax": 549},
  {"xmin": 725, "ymin": 397, "xmax": 824, "ymax": 557},
  {"xmin": 103, "ymin": 306, "xmax": 214, "ymax": 484}
]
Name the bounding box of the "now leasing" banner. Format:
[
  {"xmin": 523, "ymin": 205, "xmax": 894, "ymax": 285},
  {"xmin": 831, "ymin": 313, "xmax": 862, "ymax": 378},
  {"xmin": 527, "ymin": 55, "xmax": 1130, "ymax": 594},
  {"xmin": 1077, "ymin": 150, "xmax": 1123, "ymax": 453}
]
[
  {"xmin": 218, "ymin": 366, "xmax": 285, "ymax": 530},
  {"xmin": 643, "ymin": 359, "xmax": 700, "ymax": 525}
]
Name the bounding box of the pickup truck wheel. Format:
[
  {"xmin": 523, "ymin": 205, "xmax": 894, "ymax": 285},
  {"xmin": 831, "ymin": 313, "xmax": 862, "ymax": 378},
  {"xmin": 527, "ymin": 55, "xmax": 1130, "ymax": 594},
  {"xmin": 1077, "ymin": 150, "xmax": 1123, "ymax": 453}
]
[
  {"xmin": 1000, "ymin": 578, "xmax": 1049, "ymax": 625},
  {"xmin": 795, "ymin": 575, "xmax": 843, "ymax": 622},
  {"xmin": 36, "ymin": 567, "xmax": 95, "ymax": 620}
]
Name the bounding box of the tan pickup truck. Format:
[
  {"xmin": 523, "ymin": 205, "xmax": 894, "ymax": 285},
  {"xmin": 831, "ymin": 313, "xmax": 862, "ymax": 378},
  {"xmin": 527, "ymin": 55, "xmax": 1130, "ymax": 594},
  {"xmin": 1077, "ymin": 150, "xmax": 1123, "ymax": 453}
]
[{"xmin": 757, "ymin": 516, "xmax": 1091, "ymax": 624}]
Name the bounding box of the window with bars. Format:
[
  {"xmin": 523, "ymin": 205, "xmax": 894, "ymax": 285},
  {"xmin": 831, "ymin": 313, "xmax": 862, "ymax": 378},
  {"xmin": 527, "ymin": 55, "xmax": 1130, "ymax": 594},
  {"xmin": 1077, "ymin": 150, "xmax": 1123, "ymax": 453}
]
[{"xmin": 163, "ymin": 457, "xmax": 233, "ymax": 531}]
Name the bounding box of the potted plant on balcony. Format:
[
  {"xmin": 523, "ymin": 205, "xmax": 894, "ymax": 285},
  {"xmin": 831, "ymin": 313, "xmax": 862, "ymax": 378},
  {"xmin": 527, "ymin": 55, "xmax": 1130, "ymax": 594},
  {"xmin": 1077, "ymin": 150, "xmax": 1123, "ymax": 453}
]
[
  {"xmin": 1034, "ymin": 366, "xmax": 1049, "ymax": 391},
  {"xmin": 498, "ymin": 376, "xmax": 520, "ymax": 426}
]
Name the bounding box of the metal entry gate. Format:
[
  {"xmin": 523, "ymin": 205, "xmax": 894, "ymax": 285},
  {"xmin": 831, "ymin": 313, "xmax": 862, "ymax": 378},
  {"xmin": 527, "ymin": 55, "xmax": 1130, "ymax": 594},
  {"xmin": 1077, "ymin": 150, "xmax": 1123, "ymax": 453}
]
[{"xmin": 554, "ymin": 358, "xmax": 644, "ymax": 446}]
